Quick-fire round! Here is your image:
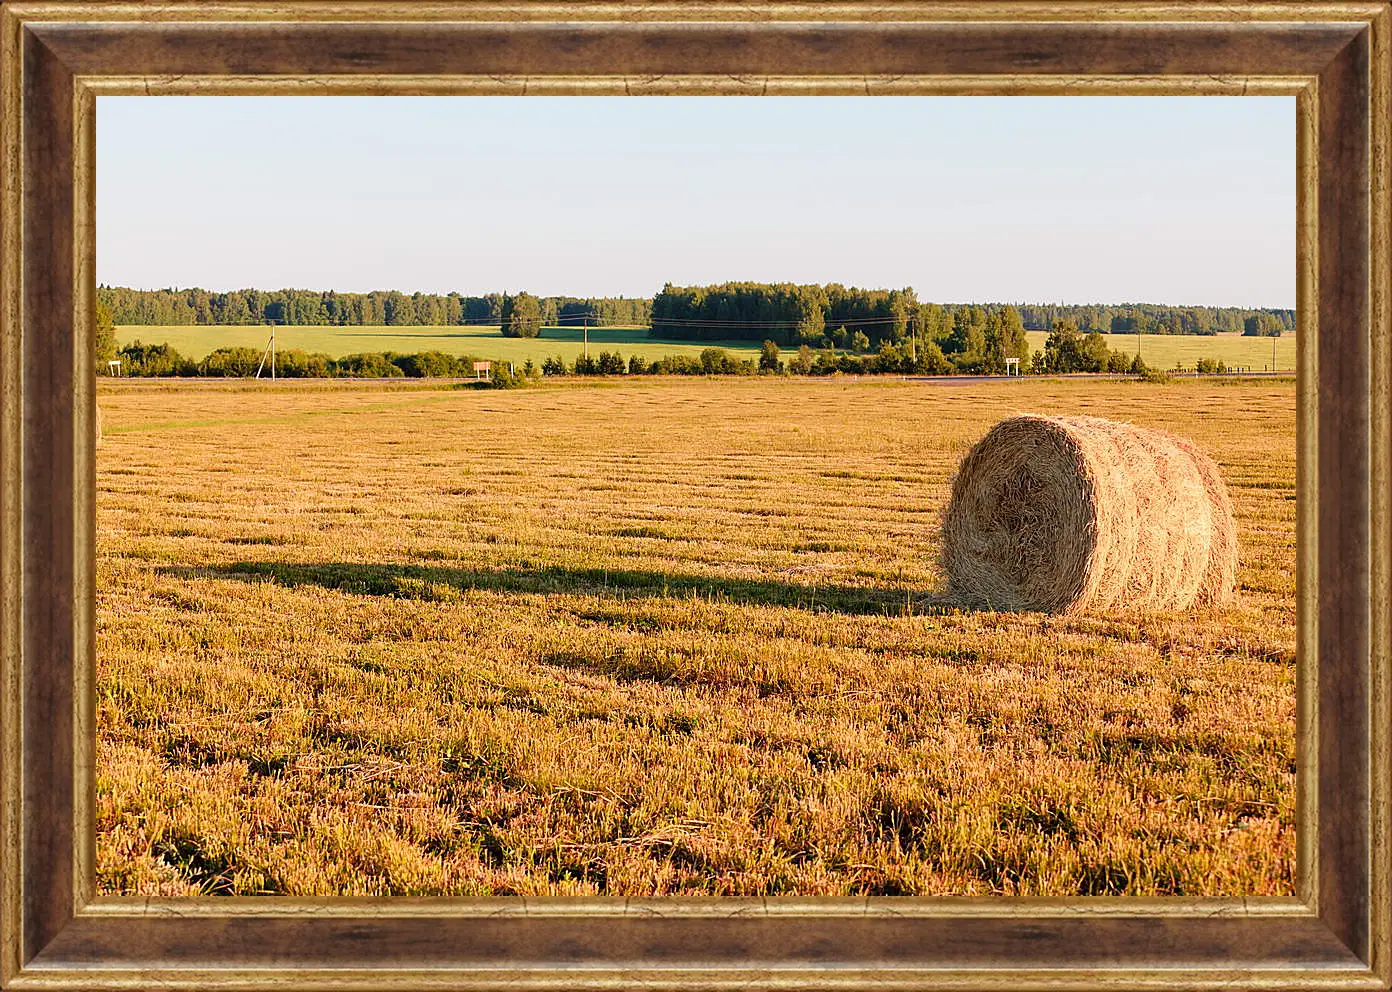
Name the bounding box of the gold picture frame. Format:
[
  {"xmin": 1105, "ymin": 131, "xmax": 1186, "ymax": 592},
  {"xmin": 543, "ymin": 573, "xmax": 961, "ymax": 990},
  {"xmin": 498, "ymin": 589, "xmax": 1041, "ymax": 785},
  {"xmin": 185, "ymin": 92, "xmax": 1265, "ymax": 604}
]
[{"xmin": 1, "ymin": 2, "xmax": 1388, "ymax": 989}]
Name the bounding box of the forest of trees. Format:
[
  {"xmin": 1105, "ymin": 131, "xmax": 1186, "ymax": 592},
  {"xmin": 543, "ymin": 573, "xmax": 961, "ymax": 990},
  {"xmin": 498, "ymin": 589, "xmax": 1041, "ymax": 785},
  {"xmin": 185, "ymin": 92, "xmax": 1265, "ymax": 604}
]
[
  {"xmin": 96, "ymin": 286, "xmax": 652, "ymax": 328},
  {"xmin": 98, "ymin": 284, "xmax": 1294, "ymax": 342},
  {"xmin": 648, "ymin": 288, "xmax": 1044, "ymax": 372},
  {"xmin": 650, "ymin": 282, "xmax": 1295, "ymax": 346},
  {"xmin": 94, "ymin": 281, "xmax": 1290, "ymax": 380},
  {"xmin": 1242, "ymin": 312, "xmax": 1287, "ymax": 336},
  {"xmin": 649, "ymin": 283, "xmax": 917, "ymax": 347},
  {"xmin": 499, "ymin": 292, "xmax": 543, "ymax": 338},
  {"xmin": 1014, "ymin": 302, "xmax": 1294, "ymax": 336}
]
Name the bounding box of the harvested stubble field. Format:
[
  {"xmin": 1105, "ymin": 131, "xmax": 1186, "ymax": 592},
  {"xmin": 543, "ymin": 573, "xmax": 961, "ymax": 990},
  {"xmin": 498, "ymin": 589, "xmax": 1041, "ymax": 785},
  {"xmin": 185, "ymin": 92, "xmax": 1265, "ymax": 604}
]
[{"xmin": 96, "ymin": 376, "xmax": 1296, "ymax": 898}]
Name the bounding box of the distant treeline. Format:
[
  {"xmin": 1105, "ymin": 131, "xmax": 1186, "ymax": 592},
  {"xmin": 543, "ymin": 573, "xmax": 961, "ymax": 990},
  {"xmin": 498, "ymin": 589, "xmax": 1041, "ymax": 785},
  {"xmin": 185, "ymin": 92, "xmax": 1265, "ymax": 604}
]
[
  {"xmin": 1015, "ymin": 303, "xmax": 1293, "ymax": 337},
  {"xmin": 650, "ymin": 282, "xmax": 1295, "ymax": 346},
  {"xmin": 96, "ymin": 286, "xmax": 651, "ymax": 328},
  {"xmin": 97, "ymin": 284, "xmax": 1293, "ymax": 342}
]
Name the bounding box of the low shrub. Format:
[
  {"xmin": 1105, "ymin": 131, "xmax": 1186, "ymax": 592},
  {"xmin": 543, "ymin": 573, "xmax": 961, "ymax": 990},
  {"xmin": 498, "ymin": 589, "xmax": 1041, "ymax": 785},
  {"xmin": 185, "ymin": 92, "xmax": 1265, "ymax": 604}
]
[
  {"xmin": 201, "ymin": 347, "xmax": 263, "ymax": 377},
  {"xmin": 118, "ymin": 341, "xmax": 198, "ymax": 377},
  {"xmin": 334, "ymin": 353, "xmax": 405, "ymax": 378}
]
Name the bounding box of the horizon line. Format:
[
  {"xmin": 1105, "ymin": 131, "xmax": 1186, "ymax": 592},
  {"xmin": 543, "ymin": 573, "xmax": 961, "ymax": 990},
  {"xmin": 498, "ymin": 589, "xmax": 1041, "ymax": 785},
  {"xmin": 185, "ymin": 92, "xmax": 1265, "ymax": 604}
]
[{"xmin": 98, "ymin": 283, "xmax": 1297, "ymax": 313}]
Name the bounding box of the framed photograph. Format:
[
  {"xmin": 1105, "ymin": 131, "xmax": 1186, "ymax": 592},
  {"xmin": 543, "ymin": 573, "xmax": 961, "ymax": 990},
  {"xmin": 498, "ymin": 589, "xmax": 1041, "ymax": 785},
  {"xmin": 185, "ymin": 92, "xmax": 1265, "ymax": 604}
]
[{"xmin": 2, "ymin": 1, "xmax": 1388, "ymax": 989}]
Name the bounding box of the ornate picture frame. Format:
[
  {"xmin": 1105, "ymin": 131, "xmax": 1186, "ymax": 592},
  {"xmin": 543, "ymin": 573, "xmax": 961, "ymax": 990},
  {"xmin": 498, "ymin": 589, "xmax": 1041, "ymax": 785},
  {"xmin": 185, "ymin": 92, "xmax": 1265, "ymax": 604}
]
[{"xmin": 1, "ymin": 2, "xmax": 1388, "ymax": 989}]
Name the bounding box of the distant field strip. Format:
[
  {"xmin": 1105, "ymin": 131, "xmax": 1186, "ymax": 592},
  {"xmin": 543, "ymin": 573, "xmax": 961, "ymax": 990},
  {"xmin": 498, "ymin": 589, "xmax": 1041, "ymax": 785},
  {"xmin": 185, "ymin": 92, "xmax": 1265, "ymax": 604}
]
[
  {"xmin": 115, "ymin": 324, "xmax": 1297, "ymax": 371},
  {"xmin": 1055, "ymin": 331, "xmax": 1296, "ymax": 371},
  {"xmin": 115, "ymin": 324, "xmax": 762, "ymax": 365},
  {"xmin": 96, "ymin": 377, "xmax": 1295, "ymax": 897}
]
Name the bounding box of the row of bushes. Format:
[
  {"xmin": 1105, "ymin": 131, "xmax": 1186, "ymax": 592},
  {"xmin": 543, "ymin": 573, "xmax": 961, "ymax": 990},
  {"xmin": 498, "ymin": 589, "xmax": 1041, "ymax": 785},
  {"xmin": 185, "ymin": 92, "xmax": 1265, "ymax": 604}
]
[
  {"xmin": 542, "ymin": 349, "xmax": 762, "ymax": 377},
  {"xmin": 541, "ymin": 344, "xmax": 1138, "ymax": 377},
  {"xmin": 112, "ymin": 343, "xmax": 513, "ymax": 380},
  {"xmin": 545, "ymin": 348, "xmax": 1256, "ymax": 379},
  {"xmin": 541, "ymin": 339, "xmax": 1220, "ymax": 378},
  {"xmin": 540, "ymin": 344, "xmax": 959, "ymax": 377},
  {"xmin": 109, "ymin": 340, "xmax": 1251, "ymax": 383}
]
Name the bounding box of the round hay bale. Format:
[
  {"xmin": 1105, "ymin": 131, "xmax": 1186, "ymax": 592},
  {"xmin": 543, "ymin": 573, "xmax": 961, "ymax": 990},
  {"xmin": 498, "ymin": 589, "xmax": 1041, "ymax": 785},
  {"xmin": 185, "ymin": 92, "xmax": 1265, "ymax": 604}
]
[
  {"xmin": 1169, "ymin": 435, "xmax": 1239, "ymax": 607},
  {"xmin": 939, "ymin": 414, "xmax": 1238, "ymax": 613}
]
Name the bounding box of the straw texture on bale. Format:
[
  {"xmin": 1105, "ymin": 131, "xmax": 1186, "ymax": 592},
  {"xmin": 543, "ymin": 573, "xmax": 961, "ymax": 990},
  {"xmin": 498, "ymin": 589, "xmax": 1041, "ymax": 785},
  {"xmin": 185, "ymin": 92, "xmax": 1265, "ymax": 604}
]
[{"xmin": 940, "ymin": 415, "xmax": 1238, "ymax": 614}]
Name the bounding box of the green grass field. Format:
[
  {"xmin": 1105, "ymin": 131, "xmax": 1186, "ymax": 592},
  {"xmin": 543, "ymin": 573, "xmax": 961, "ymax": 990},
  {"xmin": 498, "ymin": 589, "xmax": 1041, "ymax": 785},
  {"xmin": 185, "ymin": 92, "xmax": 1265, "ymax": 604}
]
[
  {"xmin": 1035, "ymin": 331, "xmax": 1296, "ymax": 372},
  {"xmin": 96, "ymin": 376, "xmax": 1295, "ymax": 897},
  {"xmin": 115, "ymin": 324, "xmax": 763, "ymax": 366},
  {"xmin": 116, "ymin": 324, "xmax": 1297, "ymax": 372}
]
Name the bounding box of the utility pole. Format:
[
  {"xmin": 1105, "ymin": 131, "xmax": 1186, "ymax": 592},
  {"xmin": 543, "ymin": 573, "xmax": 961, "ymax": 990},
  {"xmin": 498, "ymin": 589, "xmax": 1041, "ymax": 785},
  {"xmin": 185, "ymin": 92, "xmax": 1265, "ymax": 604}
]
[
  {"xmin": 1272, "ymin": 331, "xmax": 1277, "ymax": 373},
  {"xmin": 583, "ymin": 313, "xmax": 590, "ymax": 360},
  {"xmin": 255, "ymin": 325, "xmax": 277, "ymax": 380}
]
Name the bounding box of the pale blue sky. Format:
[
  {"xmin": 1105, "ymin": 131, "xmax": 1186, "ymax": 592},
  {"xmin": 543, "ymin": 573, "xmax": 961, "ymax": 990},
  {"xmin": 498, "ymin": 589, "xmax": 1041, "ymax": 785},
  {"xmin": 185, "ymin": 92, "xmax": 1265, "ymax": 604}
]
[{"xmin": 97, "ymin": 96, "xmax": 1294, "ymax": 308}]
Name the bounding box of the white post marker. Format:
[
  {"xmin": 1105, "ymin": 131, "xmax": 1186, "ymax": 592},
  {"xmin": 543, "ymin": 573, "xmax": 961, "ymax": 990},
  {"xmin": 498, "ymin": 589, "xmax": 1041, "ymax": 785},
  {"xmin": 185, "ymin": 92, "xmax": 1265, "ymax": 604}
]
[{"xmin": 1005, "ymin": 357, "xmax": 1020, "ymax": 376}]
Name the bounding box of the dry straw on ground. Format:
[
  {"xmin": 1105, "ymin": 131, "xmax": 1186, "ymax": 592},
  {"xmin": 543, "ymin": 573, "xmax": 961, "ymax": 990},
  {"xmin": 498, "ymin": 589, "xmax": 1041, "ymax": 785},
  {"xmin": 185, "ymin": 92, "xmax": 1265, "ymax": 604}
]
[
  {"xmin": 96, "ymin": 380, "xmax": 1292, "ymax": 897},
  {"xmin": 941, "ymin": 415, "xmax": 1238, "ymax": 614}
]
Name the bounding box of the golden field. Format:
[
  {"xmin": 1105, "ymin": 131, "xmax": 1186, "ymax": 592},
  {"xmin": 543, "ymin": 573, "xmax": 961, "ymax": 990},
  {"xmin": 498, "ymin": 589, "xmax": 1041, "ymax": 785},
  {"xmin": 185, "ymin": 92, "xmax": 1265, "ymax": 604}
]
[{"xmin": 95, "ymin": 376, "xmax": 1296, "ymax": 897}]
